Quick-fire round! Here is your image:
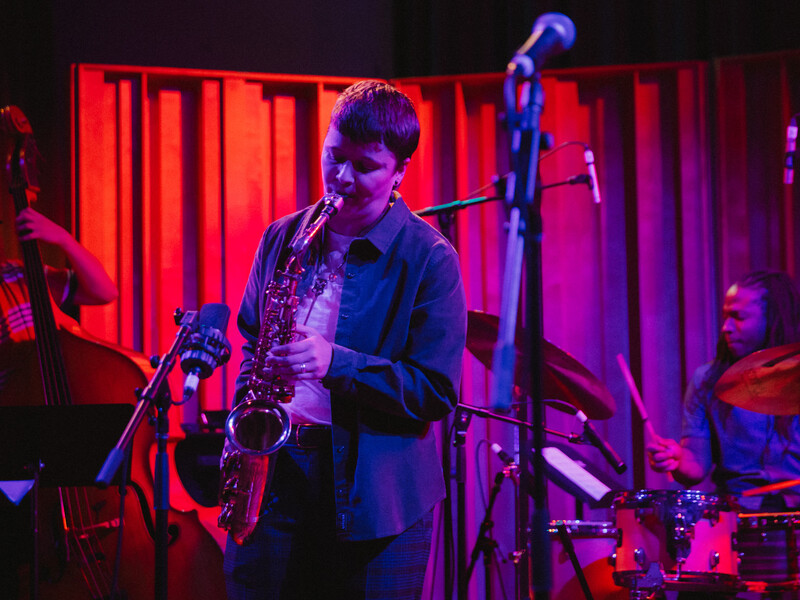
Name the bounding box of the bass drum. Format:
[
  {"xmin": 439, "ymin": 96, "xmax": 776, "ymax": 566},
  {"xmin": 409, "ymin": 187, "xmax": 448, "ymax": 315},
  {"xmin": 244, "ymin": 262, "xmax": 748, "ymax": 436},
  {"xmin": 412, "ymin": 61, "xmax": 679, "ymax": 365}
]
[{"xmin": 549, "ymin": 520, "xmax": 627, "ymax": 600}]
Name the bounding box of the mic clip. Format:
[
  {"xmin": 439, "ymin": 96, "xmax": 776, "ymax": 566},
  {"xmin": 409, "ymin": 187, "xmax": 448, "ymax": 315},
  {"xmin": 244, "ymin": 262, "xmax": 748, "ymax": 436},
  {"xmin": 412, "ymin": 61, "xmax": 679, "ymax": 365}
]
[{"xmin": 453, "ymin": 408, "xmax": 472, "ymax": 447}]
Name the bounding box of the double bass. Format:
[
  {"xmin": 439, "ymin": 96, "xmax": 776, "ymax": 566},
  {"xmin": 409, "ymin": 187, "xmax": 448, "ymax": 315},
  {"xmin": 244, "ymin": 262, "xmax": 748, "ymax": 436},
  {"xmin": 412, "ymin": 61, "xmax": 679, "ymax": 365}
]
[{"xmin": 0, "ymin": 106, "xmax": 226, "ymax": 599}]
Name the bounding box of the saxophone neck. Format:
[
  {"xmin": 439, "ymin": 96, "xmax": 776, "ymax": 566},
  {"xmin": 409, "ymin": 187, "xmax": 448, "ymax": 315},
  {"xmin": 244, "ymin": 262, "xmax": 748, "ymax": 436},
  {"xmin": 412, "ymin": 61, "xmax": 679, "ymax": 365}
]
[{"xmin": 289, "ymin": 193, "xmax": 345, "ymax": 256}]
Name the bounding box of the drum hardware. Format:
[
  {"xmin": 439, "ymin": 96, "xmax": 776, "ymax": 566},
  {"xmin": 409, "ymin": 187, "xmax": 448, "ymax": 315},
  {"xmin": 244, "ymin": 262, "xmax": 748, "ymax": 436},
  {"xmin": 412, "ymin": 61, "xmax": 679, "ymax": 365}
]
[
  {"xmin": 634, "ymin": 548, "xmax": 646, "ymax": 569},
  {"xmin": 625, "ymin": 563, "xmax": 664, "ymax": 600},
  {"xmin": 462, "ymin": 309, "xmax": 626, "ymax": 600}
]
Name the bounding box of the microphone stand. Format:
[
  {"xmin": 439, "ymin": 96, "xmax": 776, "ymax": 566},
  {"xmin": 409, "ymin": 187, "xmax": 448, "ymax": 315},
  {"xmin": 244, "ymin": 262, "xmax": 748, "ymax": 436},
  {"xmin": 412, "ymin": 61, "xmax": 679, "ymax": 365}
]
[
  {"xmin": 96, "ymin": 308, "xmax": 200, "ymax": 600},
  {"xmin": 415, "ymin": 176, "xmax": 584, "ymax": 600},
  {"xmin": 465, "ymin": 465, "xmax": 518, "ymax": 599},
  {"xmin": 455, "ymin": 403, "xmax": 576, "ymax": 600},
  {"xmin": 492, "ymin": 64, "xmax": 549, "ymax": 599},
  {"xmin": 416, "ymin": 191, "xmax": 503, "ymax": 600},
  {"xmin": 455, "ymin": 402, "xmax": 573, "ymax": 441}
]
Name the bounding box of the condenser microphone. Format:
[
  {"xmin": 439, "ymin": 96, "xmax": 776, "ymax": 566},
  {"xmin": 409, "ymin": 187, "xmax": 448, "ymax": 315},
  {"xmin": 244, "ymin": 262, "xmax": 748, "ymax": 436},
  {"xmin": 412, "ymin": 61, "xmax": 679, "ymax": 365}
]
[
  {"xmin": 508, "ymin": 12, "xmax": 576, "ymax": 77},
  {"xmin": 490, "ymin": 443, "xmax": 536, "ymax": 498},
  {"xmin": 584, "ymin": 147, "xmax": 602, "ymax": 204},
  {"xmin": 180, "ymin": 303, "xmax": 232, "ymax": 402},
  {"xmin": 576, "ymin": 410, "xmax": 626, "ymax": 474},
  {"xmin": 490, "ymin": 442, "xmax": 517, "ymax": 468},
  {"xmin": 785, "ymin": 116, "xmax": 797, "ymax": 185}
]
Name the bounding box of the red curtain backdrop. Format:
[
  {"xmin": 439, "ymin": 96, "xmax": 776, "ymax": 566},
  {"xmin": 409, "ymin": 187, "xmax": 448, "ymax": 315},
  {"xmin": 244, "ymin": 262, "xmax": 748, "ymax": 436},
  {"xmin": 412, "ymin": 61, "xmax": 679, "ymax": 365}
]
[{"xmin": 69, "ymin": 53, "xmax": 800, "ymax": 598}]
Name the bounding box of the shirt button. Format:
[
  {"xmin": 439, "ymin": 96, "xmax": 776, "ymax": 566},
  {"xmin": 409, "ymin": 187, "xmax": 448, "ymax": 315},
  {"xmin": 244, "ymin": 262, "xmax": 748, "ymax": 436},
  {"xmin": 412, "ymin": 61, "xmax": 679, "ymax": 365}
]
[
  {"xmin": 346, "ymin": 271, "xmax": 355, "ymax": 279},
  {"xmin": 336, "ymin": 446, "xmax": 344, "ymax": 453},
  {"xmin": 341, "ymin": 313, "xmax": 349, "ymax": 320}
]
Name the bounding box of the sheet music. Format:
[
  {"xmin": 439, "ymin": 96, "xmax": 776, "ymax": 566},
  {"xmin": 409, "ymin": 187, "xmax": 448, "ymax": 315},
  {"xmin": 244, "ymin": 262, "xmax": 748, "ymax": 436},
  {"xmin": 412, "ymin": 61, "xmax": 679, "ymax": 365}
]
[{"xmin": 542, "ymin": 446, "xmax": 612, "ymax": 501}]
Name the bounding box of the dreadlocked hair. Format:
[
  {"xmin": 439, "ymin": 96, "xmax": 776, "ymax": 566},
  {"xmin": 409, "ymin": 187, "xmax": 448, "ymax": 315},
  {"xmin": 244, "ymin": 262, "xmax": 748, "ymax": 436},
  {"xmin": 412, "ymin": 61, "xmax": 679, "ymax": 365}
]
[{"xmin": 701, "ymin": 270, "xmax": 800, "ymax": 440}]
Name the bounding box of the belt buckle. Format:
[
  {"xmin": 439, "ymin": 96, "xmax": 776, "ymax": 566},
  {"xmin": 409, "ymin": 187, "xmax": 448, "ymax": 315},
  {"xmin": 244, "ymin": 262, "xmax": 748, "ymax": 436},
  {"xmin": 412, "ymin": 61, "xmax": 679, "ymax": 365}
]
[{"xmin": 294, "ymin": 424, "xmax": 327, "ymax": 448}]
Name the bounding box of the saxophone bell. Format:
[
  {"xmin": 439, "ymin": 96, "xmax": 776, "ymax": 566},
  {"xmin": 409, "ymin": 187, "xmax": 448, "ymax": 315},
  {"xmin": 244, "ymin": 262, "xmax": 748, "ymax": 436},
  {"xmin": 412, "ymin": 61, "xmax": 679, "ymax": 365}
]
[
  {"xmin": 218, "ymin": 397, "xmax": 291, "ymax": 543},
  {"xmin": 224, "ymin": 395, "xmax": 292, "ymax": 456}
]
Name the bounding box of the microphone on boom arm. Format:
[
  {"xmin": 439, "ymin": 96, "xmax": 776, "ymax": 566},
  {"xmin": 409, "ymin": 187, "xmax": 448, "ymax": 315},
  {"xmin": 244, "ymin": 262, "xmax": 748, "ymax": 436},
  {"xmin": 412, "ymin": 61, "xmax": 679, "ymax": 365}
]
[{"xmin": 508, "ymin": 12, "xmax": 576, "ymax": 77}]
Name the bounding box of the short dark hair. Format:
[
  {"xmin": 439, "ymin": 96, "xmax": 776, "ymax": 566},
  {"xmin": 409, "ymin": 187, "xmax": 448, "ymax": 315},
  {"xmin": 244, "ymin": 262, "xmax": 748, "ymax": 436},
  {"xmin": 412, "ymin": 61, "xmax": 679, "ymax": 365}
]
[{"xmin": 329, "ymin": 80, "xmax": 420, "ymax": 162}]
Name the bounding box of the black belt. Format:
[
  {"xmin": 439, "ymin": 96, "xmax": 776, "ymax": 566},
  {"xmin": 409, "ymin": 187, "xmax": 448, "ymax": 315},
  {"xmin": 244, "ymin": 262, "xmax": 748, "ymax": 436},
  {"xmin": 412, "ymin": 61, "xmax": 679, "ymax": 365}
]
[{"xmin": 288, "ymin": 423, "xmax": 331, "ymax": 448}]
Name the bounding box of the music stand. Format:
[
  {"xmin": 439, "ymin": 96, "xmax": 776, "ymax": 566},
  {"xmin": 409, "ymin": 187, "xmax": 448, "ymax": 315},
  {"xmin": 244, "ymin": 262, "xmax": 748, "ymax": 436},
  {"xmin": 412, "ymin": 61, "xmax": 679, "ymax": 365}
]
[{"xmin": 0, "ymin": 404, "xmax": 134, "ymax": 600}]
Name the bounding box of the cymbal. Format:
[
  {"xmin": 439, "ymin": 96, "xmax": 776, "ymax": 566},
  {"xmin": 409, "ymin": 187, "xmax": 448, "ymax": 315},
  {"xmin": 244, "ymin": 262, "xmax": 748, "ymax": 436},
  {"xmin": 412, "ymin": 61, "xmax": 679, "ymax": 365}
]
[
  {"xmin": 714, "ymin": 342, "xmax": 800, "ymax": 416},
  {"xmin": 742, "ymin": 479, "xmax": 800, "ymax": 497},
  {"xmin": 466, "ymin": 311, "xmax": 616, "ymax": 420}
]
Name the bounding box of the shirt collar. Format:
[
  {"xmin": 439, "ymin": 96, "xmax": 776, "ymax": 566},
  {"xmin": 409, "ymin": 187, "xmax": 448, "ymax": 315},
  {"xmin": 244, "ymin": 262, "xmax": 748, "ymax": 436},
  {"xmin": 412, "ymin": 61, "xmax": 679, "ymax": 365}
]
[{"xmin": 358, "ymin": 192, "xmax": 410, "ymax": 255}]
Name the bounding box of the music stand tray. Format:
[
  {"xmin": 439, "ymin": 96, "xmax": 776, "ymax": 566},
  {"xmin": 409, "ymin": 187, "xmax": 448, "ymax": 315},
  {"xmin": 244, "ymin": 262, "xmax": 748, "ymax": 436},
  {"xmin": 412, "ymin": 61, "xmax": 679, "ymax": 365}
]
[{"xmin": 540, "ymin": 442, "xmax": 625, "ymax": 508}]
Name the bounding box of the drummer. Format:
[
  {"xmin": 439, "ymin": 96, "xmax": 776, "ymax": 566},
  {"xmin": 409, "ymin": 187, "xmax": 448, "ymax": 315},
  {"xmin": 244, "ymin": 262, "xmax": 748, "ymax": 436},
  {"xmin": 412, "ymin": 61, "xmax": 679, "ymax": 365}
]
[{"xmin": 647, "ymin": 270, "xmax": 800, "ymax": 511}]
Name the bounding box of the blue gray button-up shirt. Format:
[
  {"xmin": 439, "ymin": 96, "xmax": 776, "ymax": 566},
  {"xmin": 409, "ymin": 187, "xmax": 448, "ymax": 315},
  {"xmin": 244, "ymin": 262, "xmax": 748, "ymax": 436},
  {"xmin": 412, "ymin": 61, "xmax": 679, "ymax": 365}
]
[
  {"xmin": 682, "ymin": 362, "xmax": 800, "ymax": 510},
  {"xmin": 234, "ymin": 195, "xmax": 467, "ymax": 540}
]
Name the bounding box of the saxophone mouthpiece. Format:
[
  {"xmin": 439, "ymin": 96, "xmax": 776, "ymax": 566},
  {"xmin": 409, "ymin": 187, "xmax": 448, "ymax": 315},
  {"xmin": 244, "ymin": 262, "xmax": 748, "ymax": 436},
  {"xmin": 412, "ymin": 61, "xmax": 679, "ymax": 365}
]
[{"xmin": 321, "ymin": 193, "xmax": 345, "ymax": 216}]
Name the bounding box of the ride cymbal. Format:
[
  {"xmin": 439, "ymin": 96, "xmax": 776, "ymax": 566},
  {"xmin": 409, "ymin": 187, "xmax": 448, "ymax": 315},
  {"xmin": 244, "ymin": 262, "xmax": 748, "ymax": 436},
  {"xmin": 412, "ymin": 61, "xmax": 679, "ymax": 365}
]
[
  {"xmin": 714, "ymin": 342, "xmax": 800, "ymax": 416},
  {"xmin": 466, "ymin": 311, "xmax": 616, "ymax": 420}
]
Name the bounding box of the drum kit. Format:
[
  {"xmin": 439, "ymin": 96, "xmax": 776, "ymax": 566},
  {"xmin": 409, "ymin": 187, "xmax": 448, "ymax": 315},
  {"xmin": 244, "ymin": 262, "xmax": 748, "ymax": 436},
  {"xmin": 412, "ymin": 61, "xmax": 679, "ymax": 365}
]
[{"xmin": 464, "ymin": 310, "xmax": 800, "ymax": 599}]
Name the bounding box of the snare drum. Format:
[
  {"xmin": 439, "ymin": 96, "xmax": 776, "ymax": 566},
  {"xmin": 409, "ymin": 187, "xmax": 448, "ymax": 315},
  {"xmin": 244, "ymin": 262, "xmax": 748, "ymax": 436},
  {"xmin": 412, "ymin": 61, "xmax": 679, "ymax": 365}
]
[
  {"xmin": 738, "ymin": 512, "xmax": 800, "ymax": 593},
  {"xmin": 548, "ymin": 521, "xmax": 627, "ymax": 600},
  {"xmin": 613, "ymin": 490, "xmax": 740, "ymax": 592}
]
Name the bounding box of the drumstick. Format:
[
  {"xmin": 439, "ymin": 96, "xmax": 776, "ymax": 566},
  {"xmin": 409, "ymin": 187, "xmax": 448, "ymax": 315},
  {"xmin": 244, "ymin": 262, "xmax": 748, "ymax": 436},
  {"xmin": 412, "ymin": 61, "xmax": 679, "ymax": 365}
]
[
  {"xmin": 616, "ymin": 354, "xmax": 676, "ymax": 482},
  {"xmin": 616, "ymin": 353, "xmax": 658, "ymax": 442},
  {"xmin": 742, "ymin": 479, "xmax": 800, "ymax": 497}
]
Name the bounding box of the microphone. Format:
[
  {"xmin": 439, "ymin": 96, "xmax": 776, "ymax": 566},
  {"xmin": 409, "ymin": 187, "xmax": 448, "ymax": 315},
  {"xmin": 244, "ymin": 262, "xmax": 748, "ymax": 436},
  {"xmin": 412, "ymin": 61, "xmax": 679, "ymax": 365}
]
[
  {"xmin": 180, "ymin": 303, "xmax": 232, "ymax": 402},
  {"xmin": 490, "ymin": 442, "xmax": 517, "ymax": 468},
  {"xmin": 584, "ymin": 147, "xmax": 602, "ymax": 204},
  {"xmin": 575, "ymin": 411, "xmax": 626, "ymax": 474},
  {"xmin": 785, "ymin": 116, "xmax": 797, "ymax": 185},
  {"xmin": 508, "ymin": 13, "xmax": 576, "ymax": 77},
  {"xmin": 490, "ymin": 442, "xmax": 536, "ymax": 497}
]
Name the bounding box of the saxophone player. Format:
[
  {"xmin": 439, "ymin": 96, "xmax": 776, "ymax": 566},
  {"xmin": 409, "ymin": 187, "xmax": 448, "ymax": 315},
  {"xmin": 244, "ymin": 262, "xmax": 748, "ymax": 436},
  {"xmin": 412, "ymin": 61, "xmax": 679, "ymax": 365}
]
[{"xmin": 223, "ymin": 80, "xmax": 467, "ymax": 599}]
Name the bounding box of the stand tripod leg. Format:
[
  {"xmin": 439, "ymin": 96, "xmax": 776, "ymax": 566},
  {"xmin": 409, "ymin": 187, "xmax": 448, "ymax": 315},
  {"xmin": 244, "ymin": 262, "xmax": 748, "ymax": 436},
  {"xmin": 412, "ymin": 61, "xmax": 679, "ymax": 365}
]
[
  {"xmin": 464, "ymin": 470, "xmax": 507, "ymax": 598},
  {"xmin": 30, "ymin": 463, "xmax": 41, "ymax": 600},
  {"xmin": 555, "ymin": 522, "xmax": 594, "ymax": 600}
]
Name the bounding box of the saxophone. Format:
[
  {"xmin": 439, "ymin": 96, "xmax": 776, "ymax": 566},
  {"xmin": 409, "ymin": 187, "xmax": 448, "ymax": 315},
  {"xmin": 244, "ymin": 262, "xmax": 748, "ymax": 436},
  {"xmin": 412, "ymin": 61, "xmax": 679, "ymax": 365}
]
[{"xmin": 218, "ymin": 193, "xmax": 344, "ymax": 544}]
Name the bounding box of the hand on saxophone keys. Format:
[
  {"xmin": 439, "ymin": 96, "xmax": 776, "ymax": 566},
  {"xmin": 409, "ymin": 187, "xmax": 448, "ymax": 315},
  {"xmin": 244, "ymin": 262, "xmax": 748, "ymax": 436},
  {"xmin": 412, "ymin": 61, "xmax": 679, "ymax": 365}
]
[{"xmin": 265, "ymin": 323, "xmax": 334, "ymax": 381}]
